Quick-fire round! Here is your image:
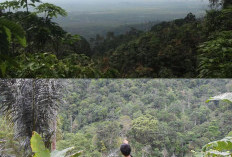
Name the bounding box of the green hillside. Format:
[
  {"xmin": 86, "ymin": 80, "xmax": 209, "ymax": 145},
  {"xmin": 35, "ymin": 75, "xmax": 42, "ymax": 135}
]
[
  {"xmin": 1, "ymin": 79, "xmax": 232, "ymax": 156},
  {"xmin": 0, "ymin": 0, "xmax": 231, "ymax": 78}
]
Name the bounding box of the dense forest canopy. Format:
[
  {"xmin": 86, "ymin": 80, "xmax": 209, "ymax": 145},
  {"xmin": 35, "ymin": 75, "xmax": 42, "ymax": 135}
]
[
  {"xmin": 1, "ymin": 79, "xmax": 232, "ymax": 156},
  {"xmin": 0, "ymin": 0, "xmax": 232, "ymax": 78}
]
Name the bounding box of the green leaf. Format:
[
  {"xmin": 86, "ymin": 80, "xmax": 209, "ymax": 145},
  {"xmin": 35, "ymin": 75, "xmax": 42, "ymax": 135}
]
[
  {"xmin": 68, "ymin": 151, "xmax": 82, "ymax": 157},
  {"xmin": 20, "ymin": 0, "xmax": 24, "ymax": 6},
  {"xmin": 3, "ymin": 26, "xmax": 12, "ymax": 42},
  {"xmin": 202, "ymin": 137, "xmax": 232, "ymax": 156},
  {"xmin": 0, "ymin": 18, "xmax": 27, "ymax": 47},
  {"xmin": 29, "ymin": 3, "xmax": 36, "ymax": 7},
  {"xmin": 16, "ymin": 36, "xmax": 27, "ymax": 47},
  {"xmin": 0, "ymin": 61, "xmax": 7, "ymax": 77},
  {"xmin": 30, "ymin": 131, "xmax": 50, "ymax": 157},
  {"xmin": 51, "ymin": 147, "xmax": 82, "ymax": 157},
  {"xmin": 35, "ymin": 3, "xmax": 67, "ymax": 19},
  {"xmin": 51, "ymin": 147, "xmax": 73, "ymax": 157},
  {"xmin": 206, "ymin": 93, "xmax": 232, "ymax": 103}
]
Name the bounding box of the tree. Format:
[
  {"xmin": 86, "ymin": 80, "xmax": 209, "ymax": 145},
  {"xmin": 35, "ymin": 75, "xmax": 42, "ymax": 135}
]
[
  {"xmin": 57, "ymin": 133, "xmax": 100, "ymax": 157},
  {"xmin": 223, "ymin": 0, "xmax": 232, "ymax": 8},
  {"xmin": 184, "ymin": 13, "xmax": 196, "ymax": 23},
  {"xmin": 0, "ymin": 79, "xmax": 62, "ymax": 155},
  {"xmin": 193, "ymin": 93, "xmax": 232, "ymax": 156},
  {"xmin": 203, "ymin": 6, "xmax": 232, "ymax": 33},
  {"xmin": 0, "ymin": 0, "xmax": 20, "ymax": 12},
  {"xmin": 130, "ymin": 114, "xmax": 158, "ymax": 145},
  {"xmin": 19, "ymin": 0, "xmax": 41, "ymax": 12},
  {"xmin": 106, "ymin": 32, "xmax": 114, "ymax": 40},
  {"xmin": 209, "ymin": 0, "xmax": 232, "ymax": 8},
  {"xmin": 0, "ymin": 18, "xmax": 26, "ymax": 77},
  {"xmin": 31, "ymin": 132, "xmax": 82, "ymax": 157},
  {"xmin": 35, "ymin": 3, "xmax": 67, "ymax": 21},
  {"xmin": 93, "ymin": 121, "xmax": 120, "ymax": 152},
  {"xmin": 198, "ymin": 31, "xmax": 232, "ymax": 78},
  {"xmin": 0, "ymin": 18, "xmax": 26, "ymax": 54},
  {"xmin": 209, "ymin": 0, "xmax": 221, "ymax": 8},
  {"xmin": 0, "ymin": 117, "xmax": 23, "ymax": 157}
]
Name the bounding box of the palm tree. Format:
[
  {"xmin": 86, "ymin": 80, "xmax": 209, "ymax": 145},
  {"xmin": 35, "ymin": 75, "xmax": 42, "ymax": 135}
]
[{"xmin": 0, "ymin": 79, "xmax": 62, "ymax": 156}]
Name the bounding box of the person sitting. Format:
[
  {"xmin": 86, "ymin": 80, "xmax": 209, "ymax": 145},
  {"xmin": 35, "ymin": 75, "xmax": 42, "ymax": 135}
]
[{"xmin": 120, "ymin": 140, "xmax": 133, "ymax": 157}]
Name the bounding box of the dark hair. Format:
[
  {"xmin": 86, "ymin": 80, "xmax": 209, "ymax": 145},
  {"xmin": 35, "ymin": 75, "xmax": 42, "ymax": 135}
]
[{"xmin": 120, "ymin": 144, "xmax": 131, "ymax": 156}]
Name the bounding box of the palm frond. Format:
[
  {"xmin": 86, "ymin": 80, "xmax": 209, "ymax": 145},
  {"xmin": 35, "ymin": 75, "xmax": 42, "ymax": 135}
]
[{"xmin": 0, "ymin": 79, "xmax": 62, "ymax": 153}]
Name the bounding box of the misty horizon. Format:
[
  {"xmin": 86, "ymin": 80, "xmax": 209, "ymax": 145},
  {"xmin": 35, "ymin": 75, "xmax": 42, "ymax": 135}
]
[
  {"xmin": 42, "ymin": 0, "xmax": 209, "ymax": 12},
  {"xmin": 0, "ymin": 0, "xmax": 211, "ymax": 38}
]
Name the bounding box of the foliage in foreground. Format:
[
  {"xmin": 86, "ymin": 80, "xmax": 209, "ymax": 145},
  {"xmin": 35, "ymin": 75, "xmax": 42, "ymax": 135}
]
[
  {"xmin": 198, "ymin": 30, "xmax": 232, "ymax": 78},
  {"xmin": 0, "ymin": 79, "xmax": 62, "ymax": 154},
  {"xmin": 31, "ymin": 131, "xmax": 82, "ymax": 157},
  {"xmin": 203, "ymin": 137, "xmax": 232, "ymax": 156}
]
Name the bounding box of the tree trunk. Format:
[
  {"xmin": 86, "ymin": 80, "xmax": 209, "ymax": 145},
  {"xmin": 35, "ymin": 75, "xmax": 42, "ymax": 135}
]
[
  {"xmin": 70, "ymin": 115, "xmax": 73, "ymax": 133},
  {"xmin": 26, "ymin": 0, "xmax": 29, "ymax": 13},
  {"xmin": 51, "ymin": 115, "xmax": 57, "ymax": 151},
  {"xmin": 32, "ymin": 79, "xmax": 36, "ymax": 132}
]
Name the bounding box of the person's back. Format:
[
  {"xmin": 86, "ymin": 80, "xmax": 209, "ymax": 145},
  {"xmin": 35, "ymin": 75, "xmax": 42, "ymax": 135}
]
[{"xmin": 120, "ymin": 140, "xmax": 133, "ymax": 157}]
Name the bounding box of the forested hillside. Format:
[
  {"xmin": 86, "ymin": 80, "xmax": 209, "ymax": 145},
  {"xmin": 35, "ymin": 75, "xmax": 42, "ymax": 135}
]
[
  {"xmin": 55, "ymin": 0, "xmax": 207, "ymax": 39},
  {"xmin": 1, "ymin": 79, "xmax": 232, "ymax": 156},
  {"xmin": 55, "ymin": 79, "xmax": 232, "ymax": 157},
  {"xmin": 0, "ymin": 0, "xmax": 232, "ymax": 78}
]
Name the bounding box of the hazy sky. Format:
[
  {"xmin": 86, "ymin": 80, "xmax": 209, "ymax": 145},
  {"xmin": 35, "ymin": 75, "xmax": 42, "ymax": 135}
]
[
  {"xmin": 0, "ymin": 0, "xmax": 209, "ymax": 5},
  {"xmin": 40, "ymin": 0, "xmax": 209, "ymax": 12},
  {"xmin": 43, "ymin": 0, "xmax": 207, "ymax": 2},
  {"xmin": 0, "ymin": 0, "xmax": 209, "ymax": 12},
  {"xmin": 0, "ymin": 0, "xmax": 210, "ymax": 37},
  {"xmin": 41, "ymin": 0, "xmax": 208, "ymax": 5}
]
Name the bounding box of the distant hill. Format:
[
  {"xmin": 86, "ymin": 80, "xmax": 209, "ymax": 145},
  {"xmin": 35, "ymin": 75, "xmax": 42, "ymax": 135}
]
[
  {"xmin": 63, "ymin": 21, "xmax": 160, "ymax": 40},
  {"xmin": 51, "ymin": 0, "xmax": 208, "ymax": 38}
]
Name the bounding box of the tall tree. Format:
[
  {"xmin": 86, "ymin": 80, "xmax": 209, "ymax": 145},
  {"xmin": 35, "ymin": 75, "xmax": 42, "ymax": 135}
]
[{"xmin": 0, "ymin": 79, "xmax": 62, "ymax": 155}]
